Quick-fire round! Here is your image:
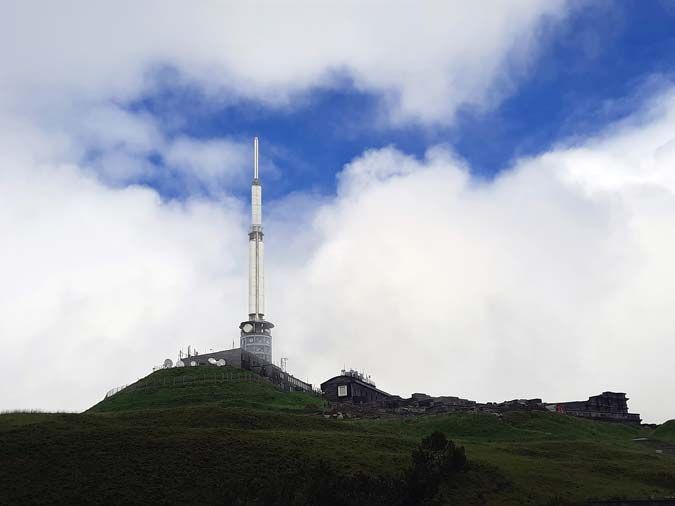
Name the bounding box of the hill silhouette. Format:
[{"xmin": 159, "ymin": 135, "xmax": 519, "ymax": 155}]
[{"xmin": 1, "ymin": 367, "xmax": 674, "ymax": 505}]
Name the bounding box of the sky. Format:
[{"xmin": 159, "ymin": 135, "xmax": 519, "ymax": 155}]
[{"xmin": 1, "ymin": 1, "xmax": 674, "ymax": 423}]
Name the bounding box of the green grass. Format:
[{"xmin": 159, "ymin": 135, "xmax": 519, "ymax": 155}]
[
  {"xmin": 88, "ymin": 366, "xmax": 321, "ymax": 414},
  {"xmin": 652, "ymin": 419, "xmax": 675, "ymax": 444},
  {"xmin": 1, "ymin": 368, "xmax": 674, "ymax": 506}
]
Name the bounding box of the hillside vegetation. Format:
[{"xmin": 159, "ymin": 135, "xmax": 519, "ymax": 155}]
[
  {"xmin": 653, "ymin": 420, "xmax": 675, "ymax": 445},
  {"xmin": 1, "ymin": 367, "xmax": 674, "ymax": 506}
]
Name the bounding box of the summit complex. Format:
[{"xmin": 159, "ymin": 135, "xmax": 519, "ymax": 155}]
[
  {"xmin": 163, "ymin": 138, "xmax": 313, "ymax": 393},
  {"xmin": 154, "ymin": 138, "xmax": 642, "ymax": 426}
]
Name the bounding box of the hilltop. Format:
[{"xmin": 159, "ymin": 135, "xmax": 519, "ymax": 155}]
[{"xmin": 1, "ymin": 367, "xmax": 674, "ymax": 505}]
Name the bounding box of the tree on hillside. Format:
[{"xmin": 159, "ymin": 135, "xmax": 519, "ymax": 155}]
[{"xmin": 403, "ymin": 431, "xmax": 467, "ymax": 505}]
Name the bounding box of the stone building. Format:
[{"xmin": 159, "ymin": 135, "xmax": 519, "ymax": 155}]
[{"xmin": 545, "ymin": 391, "xmax": 641, "ymax": 423}]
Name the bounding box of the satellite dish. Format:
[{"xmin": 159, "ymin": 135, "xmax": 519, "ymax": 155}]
[
  {"xmin": 163, "ymin": 358, "xmax": 173, "ymax": 368},
  {"xmin": 208, "ymin": 358, "xmax": 217, "ymax": 365},
  {"xmin": 176, "ymin": 360, "xmax": 185, "ymax": 367},
  {"xmin": 216, "ymin": 359, "xmax": 226, "ymax": 367},
  {"xmin": 190, "ymin": 361, "xmax": 197, "ymax": 367}
]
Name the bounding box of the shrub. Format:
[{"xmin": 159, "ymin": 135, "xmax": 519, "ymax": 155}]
[{"xmin": 404, "ymin": 431, "xmax": 467, "ymax": 505}]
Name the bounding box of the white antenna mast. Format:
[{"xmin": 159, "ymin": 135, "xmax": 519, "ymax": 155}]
[
  {"xmin": 254, "ymin": 136, "xmax": 259, "ymax": 179},
  {"xmin": 239, "ymin": 136, "xmax": 274, "ymax": 364}
]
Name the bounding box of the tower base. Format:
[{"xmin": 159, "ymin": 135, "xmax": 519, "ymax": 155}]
[{"xmin": 239, "ymin": 319, "xmax": 274, "ymax": 364}]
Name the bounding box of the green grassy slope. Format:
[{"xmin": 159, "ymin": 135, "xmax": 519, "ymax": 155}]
[
  {"xmin": 88, "ymin": 367, "xmax": 320, "ymax": 414},
  {"xmin": 652, "ymin": 420, "xmax": 675, "ymax": 444},
  {"xmin": 1, "ymin": 368, "xmax": 674, "ymax": 506}
]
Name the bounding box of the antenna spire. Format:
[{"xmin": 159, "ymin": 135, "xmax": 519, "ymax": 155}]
[{"xmin": 254, "ymin": 136, "xmax": 259, "ymax": 179}]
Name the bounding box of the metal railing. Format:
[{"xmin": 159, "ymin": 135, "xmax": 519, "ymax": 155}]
[{"xmin": 104, "ymin": 384, "xmax": 130, "ymax": 398}]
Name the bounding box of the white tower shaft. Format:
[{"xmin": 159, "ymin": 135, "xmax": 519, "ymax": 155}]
[
  {"xmin": 248, "ymin": 137, "xmax": 264, "ymax": 319},
  {"xmin": 240, "ymin": 136, "xmax": 273, "ymax": 364}
]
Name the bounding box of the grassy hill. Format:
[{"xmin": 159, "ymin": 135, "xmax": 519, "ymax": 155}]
[
  {"xmin": 652, "ymin": 420, "xmax": 675, "ymax": 445},
  {"xmin": 1, "ymin": 367, "xmax": 674, "ymax": 505}
]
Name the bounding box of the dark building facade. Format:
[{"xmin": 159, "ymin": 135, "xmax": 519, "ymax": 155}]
[
  {"xmin": 321, "ymin": 373, "xmax": 392, "ymax": 403},
  {"xmin": 546, "ymin": 391, "xmax": 641, "ymax": 423}
]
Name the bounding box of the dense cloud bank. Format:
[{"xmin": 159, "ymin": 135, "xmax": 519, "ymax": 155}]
[{"xmin": 273, "ymin": 94, "xmax": 675, "ymax": 423}]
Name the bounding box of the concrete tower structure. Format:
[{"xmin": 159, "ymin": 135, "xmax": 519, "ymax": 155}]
[{"xmin": 239, "ymin": 137, "xmax": 274, "ymax": 363}]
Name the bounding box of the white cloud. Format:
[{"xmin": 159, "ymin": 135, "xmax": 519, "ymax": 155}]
[
  {"xmin": 0, "ymin": 1, "xmax": 571, "ymax": 202},
  {"xmin": 0, "ymin": 100, "xmax": 249, "ymax": 188},
  {"xmin": 0, "ymin": 1, "xmax": 567, "ymax": 124},
  {"xmin": 163, "ymin": 136, "xmax": 249, "ymax": 187},
  {"xmin": 270, "ymin": 92, "xmax": 675, "ymax": 423},
  {"xmin": 0, "ymin": 160, "xmax": 247, "ymax": 410},
  {"xmin": 77, "ymin": 105, "xmax": 162, "ymax": 155}
]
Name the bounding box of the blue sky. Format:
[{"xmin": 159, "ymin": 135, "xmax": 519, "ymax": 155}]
[{"xmin": 120, "ymin": 0, "xmax": 675, "ymax": 201}]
